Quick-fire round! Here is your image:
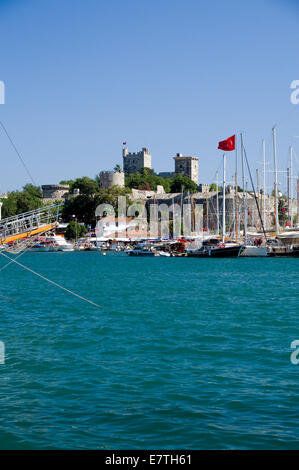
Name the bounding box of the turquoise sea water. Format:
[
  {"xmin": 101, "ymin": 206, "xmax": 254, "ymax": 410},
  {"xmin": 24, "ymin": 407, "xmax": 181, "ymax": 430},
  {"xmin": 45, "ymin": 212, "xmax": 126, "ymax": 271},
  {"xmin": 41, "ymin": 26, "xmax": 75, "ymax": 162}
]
[{"xmin": 0, "ymin": 252, "xmax": 298, "ymax": 450}]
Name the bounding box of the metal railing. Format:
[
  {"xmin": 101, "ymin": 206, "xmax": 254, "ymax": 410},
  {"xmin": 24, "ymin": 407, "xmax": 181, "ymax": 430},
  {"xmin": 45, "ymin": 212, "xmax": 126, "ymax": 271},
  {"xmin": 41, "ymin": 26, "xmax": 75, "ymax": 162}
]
[{"xmin": 0, "ymin": 204, "xmax": 62, "ymax": 241}]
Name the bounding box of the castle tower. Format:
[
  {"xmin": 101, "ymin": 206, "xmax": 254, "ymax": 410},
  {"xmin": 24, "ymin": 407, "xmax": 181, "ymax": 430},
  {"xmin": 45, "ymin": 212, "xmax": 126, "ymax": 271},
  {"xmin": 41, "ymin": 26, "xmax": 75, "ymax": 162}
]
[
  {"xmin": 123, "ymin": 147, "xmax": 152, "ymax": 175},
  {"xmin": 99, "ymin": 171, "xmax": 125, "ymax": 189},
  {"xmin": 173, "ymin": 153, "xmax": 199, "ymax": 185}
]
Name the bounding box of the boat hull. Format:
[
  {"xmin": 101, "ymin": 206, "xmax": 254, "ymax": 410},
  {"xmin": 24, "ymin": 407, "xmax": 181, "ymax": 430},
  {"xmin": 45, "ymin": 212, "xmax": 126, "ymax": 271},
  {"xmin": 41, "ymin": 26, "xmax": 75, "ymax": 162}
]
[
  {"xmin": 268, "ymin": 246, "xmax": 299, "ymax": 257},
  {"xmin": 128, "ymin": 250, "xmax": 156, "ymax": 257},
  {"xmin": 187, "ymin": 245, "xmax": 242, "ymax": 258},
  {"xmin": 29, "ymin": 246, "xmax": 51, "ymax": 252},
  {"xmin": 239, "ymin": 246, "xmax": 268, "ymax": 257}
]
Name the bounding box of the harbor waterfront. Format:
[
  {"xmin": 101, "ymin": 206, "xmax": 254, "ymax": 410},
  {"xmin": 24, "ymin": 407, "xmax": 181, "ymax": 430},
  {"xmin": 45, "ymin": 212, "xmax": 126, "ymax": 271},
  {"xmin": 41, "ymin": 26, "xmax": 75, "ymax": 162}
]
[{"xmin": 0, "ymin": 252, "xmax": 298, "ymax": 450}]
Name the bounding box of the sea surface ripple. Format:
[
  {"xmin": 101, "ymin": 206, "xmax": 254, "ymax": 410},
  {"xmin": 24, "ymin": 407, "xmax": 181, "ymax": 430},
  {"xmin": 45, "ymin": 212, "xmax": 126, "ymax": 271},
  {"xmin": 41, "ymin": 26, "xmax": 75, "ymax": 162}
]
[{"xmin": 0, "ymin": 253, "xmax": 298, "ymax": 449}]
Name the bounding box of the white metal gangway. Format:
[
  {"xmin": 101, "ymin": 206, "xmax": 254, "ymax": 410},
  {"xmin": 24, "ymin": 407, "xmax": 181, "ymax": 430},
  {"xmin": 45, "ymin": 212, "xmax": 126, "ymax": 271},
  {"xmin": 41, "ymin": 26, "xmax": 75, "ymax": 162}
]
[{"xmin": 0, "ymin": 203, "xmax": 62, "ymax": 244}]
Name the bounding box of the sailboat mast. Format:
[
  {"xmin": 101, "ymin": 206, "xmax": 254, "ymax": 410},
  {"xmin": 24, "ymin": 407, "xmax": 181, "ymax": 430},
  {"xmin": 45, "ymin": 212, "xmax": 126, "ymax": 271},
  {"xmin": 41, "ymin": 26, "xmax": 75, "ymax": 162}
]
[
  {"xmin": 272, "ymin": 126, "xmax": 279, "ymax": 234},
  {"xmin": 256, "ymin": 168, "xmax": 259, "ymax": 230},
  {"xmin": 241, "ymin": 133, "xmax": 246, "ymax": 240},
  {"xmin": 232, "ymin": 174, "xmax": 235, "ymax": 236},
  {"xmin": 245, "ymin": 182, "xmax": 248, "ymax": 242},
  {"xmin": 216, "ymin": 170, "xmax": 219, "ymax": 236},
  {"xmin": 206, "ymin": 187, "xmax": 209, "ymax": 233},
  {"xmin": 235, "ymin": 141, "xmax": 239, "ymax": 239},
  {"xmin": 290, "ymin": 146, "xmax": 293, "ymax": 228},
  {"xmin": 262, "ymin": 139, "xmax": 266, "ymax": 231},
  {"xmin": 222, "ymin": 153, "xmax": 226, "ymax": 243}
]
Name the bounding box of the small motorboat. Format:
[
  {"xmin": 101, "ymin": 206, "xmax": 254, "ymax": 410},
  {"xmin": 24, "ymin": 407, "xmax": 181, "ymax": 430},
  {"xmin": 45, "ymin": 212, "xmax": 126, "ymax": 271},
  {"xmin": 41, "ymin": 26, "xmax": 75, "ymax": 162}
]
[
  {"xmin": 238, "ymin": 245, "xmax": 268, "ymax": 257},
  {"xmin": 128, "ymin": 243, "xmax": 158, "ymax": 257}
]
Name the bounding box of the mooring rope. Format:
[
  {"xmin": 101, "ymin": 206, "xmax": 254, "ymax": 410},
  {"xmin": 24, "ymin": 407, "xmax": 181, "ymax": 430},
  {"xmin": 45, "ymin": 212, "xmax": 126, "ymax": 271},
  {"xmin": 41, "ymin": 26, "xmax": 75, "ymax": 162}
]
[
  {"xmin": 0, "ymin": 119, "xmax": 36, "ymax": 185},
  {"xmin": 0, "ymin": 293, "xmax": 14, "ymax": 301},
  {"xmin": 0, "ymin": 252, "xmax": 103, "ymax": 310},
  {"xmin": 0, "ymin": 243, "xmax": 34, "ymax": 272}
]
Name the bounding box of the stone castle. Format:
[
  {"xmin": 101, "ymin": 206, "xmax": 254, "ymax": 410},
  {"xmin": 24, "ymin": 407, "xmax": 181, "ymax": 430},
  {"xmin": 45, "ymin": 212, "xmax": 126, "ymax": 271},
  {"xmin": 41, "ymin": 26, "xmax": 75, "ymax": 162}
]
[
  {"xmin": 99, "ymin": 170, "xmax": 125, "ymax": 190},
  {"xmin": 123, "ymin": 147, "xmax": 152, "ymax": 175},
  {"xmin": 41, "ymin": 149, "xmax": 299, "ymax": 230},
  {"xmin": 173, "ymin": 153, "xmax": 199, "ymax": 185},
  {"xmin": 43, "ymin": 145, "xmax": 199, "ymax": 196},
  {"xmin": 122, "ymin": 146, "xmax": 199, "ymax": 185}
]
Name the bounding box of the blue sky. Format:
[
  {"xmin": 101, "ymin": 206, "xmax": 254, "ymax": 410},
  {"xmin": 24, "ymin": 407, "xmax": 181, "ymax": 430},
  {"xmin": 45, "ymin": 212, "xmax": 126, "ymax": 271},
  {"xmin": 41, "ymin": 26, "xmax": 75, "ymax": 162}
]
[{"xmin": 0, "ymin": 0, "xmax": 299, "ymax": 193}]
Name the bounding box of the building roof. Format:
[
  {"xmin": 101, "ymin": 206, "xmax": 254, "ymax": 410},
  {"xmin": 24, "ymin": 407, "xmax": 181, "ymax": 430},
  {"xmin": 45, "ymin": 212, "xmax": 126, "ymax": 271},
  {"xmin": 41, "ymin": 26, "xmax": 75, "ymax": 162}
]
[
  {"xmin": 174, "ymin": 154, "xmax": 198, "ymax": 160},
  {"xmin": 98, "ymin": 216, "xmax": 135, "ymax": 223}
]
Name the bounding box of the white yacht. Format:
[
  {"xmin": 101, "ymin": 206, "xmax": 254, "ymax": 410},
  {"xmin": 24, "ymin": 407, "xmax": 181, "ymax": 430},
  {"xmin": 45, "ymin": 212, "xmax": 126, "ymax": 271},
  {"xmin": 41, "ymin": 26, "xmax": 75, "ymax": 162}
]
[
  {"xmin": 30, "ymin": 235, "xmax": 74, "ymax": 252},
  {"xmin": 239, "ymin": 245, "xmax": 268, "ymax": 257}
]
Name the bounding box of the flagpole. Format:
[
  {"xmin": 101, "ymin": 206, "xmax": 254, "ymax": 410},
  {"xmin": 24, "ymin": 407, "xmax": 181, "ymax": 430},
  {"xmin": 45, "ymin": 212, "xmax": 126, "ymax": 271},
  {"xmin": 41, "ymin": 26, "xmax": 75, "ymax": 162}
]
[
  {"xmin": 216, "ymin": 170, "xmax": 219, "ymax": 236},
  {"xmin": 222, "ymin": 153, "xmax": 226, "ymax": 243},
  {"xmin": 241, "ymin": 132, "xmax": 246, "ymax": 241},
  {"xmin": 245, "ymin": 181, "xmax": 248, "ymax": 238},
  {"xmin": 272, "ymin": 126, "xmax": 279, "ymax": 234},
  {"xmin": 262, "ymin": 139, "xmax": 266, "ymax": 231},
  {"xmin": 235, "ymin": 136, "xmax": 239, "ymax": 239},
  {"xmin": 290, "ymin": 146, "xmax": 293, "ymax": 228}
]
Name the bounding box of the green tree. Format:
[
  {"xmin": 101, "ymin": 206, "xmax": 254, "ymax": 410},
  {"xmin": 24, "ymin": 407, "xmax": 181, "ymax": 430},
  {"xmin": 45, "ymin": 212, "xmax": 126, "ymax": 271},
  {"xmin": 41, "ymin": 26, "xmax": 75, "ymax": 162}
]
[
  {"xmin": 59, "ymin": 180, "xmax": 75, "ymax": 192},
  {"xmin": 94, "ymin": 186, "xmax": 133, "ymax": 217},
  {"xmin": 278, "ymin": 195, "xmax": 288, "ymax": 225},
  {"xmin": 169, "ymin": 174, "xmax": 197, "ymax": 193},
  {"xmin": 209, "ymin": 183, "xmax": 223, "ymax": 192},
  {"xmin": 72, "ymin": 176, "xmax": 100, "ymax": 196},
  {"xmin": 23, "ymin": 184, "xmax": 43, "ymax": 199},
  {"xmin": 114, "ymin": 164, "xmax": 122, "ymax": 172},
  {"xmin": 1, "ymin": 194, "xmax": 18, "ymax": 218},
  {"xmin": 65, "ymin": 221, "xmax": 87, "ymax": 240},
  {"xmin": 62, "ymin": 186, "xmax": 132, "ymax": 225},
  {"xmin": 125, "ymin": 168, "xmax": 171, "ymax": 192},
  {"xmin": 2, "ymin": 184, "xmax": 43, "ymax": 218},
  {"xmin": 95, "ymin": 174, "xmax": 101, "ymax": 187}
]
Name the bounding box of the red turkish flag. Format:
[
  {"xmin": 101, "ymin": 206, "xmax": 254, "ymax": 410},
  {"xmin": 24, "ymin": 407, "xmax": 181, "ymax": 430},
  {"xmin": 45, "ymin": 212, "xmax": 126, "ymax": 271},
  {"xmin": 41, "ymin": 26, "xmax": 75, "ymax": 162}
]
[
  {"xmin": 122, "ymin": 141, "xmax": 127, "ymax": 145},
  {"xmin": 218, "ymin": 135, "xmax": 235, "ymax": 151}
]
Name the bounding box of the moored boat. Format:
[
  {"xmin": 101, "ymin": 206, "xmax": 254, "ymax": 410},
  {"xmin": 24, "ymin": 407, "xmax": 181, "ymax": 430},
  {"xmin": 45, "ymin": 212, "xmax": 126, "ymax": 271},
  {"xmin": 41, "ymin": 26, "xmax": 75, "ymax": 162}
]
[
  {"xmin": 187, "ymin": 242, "xmax": 242, "ymax": 258},
  {"xmin": 29, "ymin": 235, "xmax": 74, "ymax": 252},
  {"xmin": 239, "ymin": 245, "xmax": 268, "ymax": 257},
  {"xmin": 268, "ymin": 245, "xmax": 299, "ymax": 257},
  {"xmin": 128, "ymin": 243, "xmax": 158, "ymax": 257}
]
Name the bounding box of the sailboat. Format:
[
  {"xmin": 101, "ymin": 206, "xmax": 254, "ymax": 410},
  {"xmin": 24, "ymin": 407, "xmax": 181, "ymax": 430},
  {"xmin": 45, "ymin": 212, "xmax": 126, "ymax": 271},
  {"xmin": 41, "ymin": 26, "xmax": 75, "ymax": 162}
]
[
  {"xmin": 238, "ymin": 185, "xmax": 267, "ymax": 257},
  {"xmin": 188, "ymin": 150, "xmax": 243, "ymax": 258},
  {"xmin": 239, "ymin": 244, "xmax": 267, "ymax": 257},
  {"xmin": 237, "ymin": 133, "xmax": 268, "ymax": 257},
  {"xmin": 187, "ymin": 238, "xmax": 242, "ymax": 258}
]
